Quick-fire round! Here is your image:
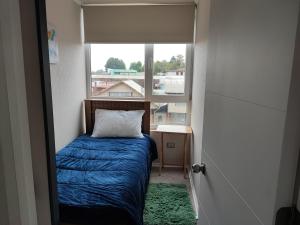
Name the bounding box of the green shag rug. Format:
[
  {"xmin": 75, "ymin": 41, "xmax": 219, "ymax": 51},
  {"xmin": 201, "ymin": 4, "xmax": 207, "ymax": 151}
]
[{"xmin": 144, "ymin": 183, "xmax": 196, "ymax": 225}]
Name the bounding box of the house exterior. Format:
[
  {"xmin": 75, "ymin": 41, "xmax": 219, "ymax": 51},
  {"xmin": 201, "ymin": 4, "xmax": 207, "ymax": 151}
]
[
  {"xmin": 151, "ymin": 102, "xmax": 187, "ymax": 126},
  {"xmin": 95, "ymin": 80, "xmax": 144, "ymax": 97}
]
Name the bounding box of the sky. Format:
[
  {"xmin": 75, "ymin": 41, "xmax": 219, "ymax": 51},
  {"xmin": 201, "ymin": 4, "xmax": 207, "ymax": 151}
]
[{"xmin": 90, "ymin": 44, "xmax": 186, "ymax": 72}]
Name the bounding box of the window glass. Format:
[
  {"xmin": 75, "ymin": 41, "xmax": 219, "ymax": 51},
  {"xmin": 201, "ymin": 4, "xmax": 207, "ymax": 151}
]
[
  {"xmin": 151, "ymin": 102, "xmax": 187, "ymax": 128},
  {"xmin": 152, "ymin": 44, "xmax": 186, "ymax": 95},
  {"xmin": 89, "ymin": 44, "xmax": 190, "ymax": 127},
  {"xmin": 90, "ymin": 44, "xmax": 145, "ymax": 97}
]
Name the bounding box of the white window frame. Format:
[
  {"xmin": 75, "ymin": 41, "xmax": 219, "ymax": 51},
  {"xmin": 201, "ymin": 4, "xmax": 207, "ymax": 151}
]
[{"xmin": 85, "ymin": 43, "xmax": 193, "ymax": 124}]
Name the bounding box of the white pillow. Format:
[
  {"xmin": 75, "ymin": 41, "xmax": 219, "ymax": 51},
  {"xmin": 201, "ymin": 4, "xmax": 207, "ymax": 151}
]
[{"xmin": 91, "ymin": 109, "xmax": 145, "ymax": 138}]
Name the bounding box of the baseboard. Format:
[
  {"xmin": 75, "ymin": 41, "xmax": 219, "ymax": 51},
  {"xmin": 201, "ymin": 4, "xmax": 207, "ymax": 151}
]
[
  {"xmin": 152, "ymin": 163, "xmax": 183, "ymax": 169},
  {"xmin": 189, "ymin": 170, "xmax": 199, "ymax": 220}
]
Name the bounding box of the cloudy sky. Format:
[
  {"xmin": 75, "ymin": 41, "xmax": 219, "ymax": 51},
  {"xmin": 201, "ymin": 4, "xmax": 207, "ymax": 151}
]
[{"xmin": 90, "ymin": 44, "xmax": 186, "ymax": 72}]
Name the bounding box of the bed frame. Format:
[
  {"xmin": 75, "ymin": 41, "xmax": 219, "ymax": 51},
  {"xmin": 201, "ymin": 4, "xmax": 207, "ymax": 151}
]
[{"xmin": 85, "ymin": 99, "xmax": 151, "ymax": 135}]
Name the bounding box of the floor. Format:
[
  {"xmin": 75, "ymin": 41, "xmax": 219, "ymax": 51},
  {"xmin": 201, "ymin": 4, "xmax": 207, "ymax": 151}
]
[
  {"xmin": 150, "ymin": 166, "xmax": 195, "ymax": 213},
  {"xmin": 150, "ymin": 166, "xmax": 190, "ymax": 186}
]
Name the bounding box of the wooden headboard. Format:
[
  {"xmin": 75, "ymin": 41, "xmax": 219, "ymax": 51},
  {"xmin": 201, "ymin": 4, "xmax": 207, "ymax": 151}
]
[{"xmin": 85, "ymin": 99, "xmax": 151, "ymax": 135}]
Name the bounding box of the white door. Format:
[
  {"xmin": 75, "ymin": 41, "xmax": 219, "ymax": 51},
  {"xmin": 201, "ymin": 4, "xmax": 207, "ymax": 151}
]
[{"xmin": 192, "ymin": 0, "xmax": 300, "ymax": 225}]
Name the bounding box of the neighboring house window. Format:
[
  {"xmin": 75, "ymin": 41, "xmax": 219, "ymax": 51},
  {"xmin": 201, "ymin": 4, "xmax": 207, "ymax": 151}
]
[{"xmin": 87, "ymin": 44, "xmax": 192, "ymax": 127}]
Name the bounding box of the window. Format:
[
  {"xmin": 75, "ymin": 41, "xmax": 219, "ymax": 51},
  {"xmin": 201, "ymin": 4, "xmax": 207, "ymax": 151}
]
[
  {"xmin": 151, "ymin": 103, "xmax": 188, "ymax": 126},
  {"xmin": 90, "ymin": 44, "xmax": 145, "ymax": 98},
  {"xmin": 109, "ymin": 92, "xmax": 133, "ymax": 97},
  {"xmin": 87, "ymin": 44, "xmax": 192, "ymax": 126},
  {"xmin": 153, "ymin": 44, "xmax": 186, "ymax": 96}
]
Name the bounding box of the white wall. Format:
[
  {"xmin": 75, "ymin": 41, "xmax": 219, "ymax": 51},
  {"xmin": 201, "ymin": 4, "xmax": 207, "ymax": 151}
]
[
  {"xmin": 0, "ymin": 34, "xmax": 20, "ymax": 225},
  {"xmin": 191, "ymin": 0, "xmax": 300, "ymax": 225},
  {"xmin": 0, "ymin": 0, "xmax": 40, "ymax": 224},
  {"xmin": 46, "ymin": 0, "xmax": 86, "ymax": 151}
]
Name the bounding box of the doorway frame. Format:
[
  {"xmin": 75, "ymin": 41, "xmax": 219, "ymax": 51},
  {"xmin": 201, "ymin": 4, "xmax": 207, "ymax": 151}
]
[{"xmin": 34, "ymin": 0, "xmax": 60, "ymax": 224}]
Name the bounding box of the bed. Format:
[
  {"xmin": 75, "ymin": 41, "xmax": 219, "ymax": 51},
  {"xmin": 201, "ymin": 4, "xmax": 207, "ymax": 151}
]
[{"xmin": 56, "ymin": 100, "xmax": 157, "ymax": 225}]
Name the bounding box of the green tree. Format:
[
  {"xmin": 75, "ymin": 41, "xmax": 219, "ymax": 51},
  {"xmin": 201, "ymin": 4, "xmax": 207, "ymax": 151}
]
[
  {"xmin": 176, "ymin": 54, "xmax": 185, "ymax": 67},
  {"xmin": 154, "ymin": 60, "xmax": 169, "ymax": 74},
  {"xmin": 153, "ymin": 55, "xmax": 186, "ymax": 75},
  {"xmin": 105, "ymin": 57, "xmax": 126, "ymax": 70},
  {"xmin": 129, "ymin": 61, "xmax": 144, "ymax": 72},
  {"xmin": 168, "ymin": 54, "xmax": 185, "ymax": 71},
  {"xmin": 170, "ymin": 56, "xmax": 177, "ymax": 63}
]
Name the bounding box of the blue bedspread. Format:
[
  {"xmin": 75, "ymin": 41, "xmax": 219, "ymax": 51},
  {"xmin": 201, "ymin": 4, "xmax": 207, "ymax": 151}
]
[{"xmin": 56, "ymin": 134, "xmax": 157, "ymax": 225}]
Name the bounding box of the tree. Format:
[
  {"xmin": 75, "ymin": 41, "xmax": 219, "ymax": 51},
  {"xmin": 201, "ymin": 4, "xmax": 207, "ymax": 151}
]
[
  {"xmin": 168, "ymin": 54, "xmax": 185, "ymax": 71},
  {"xmin": 170, "ymin": 56, "xmax": 176, "ymax": 63},
  {"xmin": 105, "ymin": 57, "xmax": 126, "ymax": 70},
  {"xmin": 153, "ymin": 60, "xmax": 169, "ymax": 74},
  {"xmin": 175, "ymin": 54, "xmax": 185, "ymax": 67},
  {"xmin": 129, "ymin": 61, "xmax": 144, "ymax": 72},
  {"xmin": 153, "ymin": 55, "xmax": 185, "ymax": 74}
]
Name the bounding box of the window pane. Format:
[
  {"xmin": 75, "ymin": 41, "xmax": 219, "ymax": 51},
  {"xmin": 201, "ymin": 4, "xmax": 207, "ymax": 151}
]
[
  {"xmin": 90, "ymin": 44, "xmax": 145, "ymax": 97},
  {"xmin": 152, "ymin": 44, "xmax": 186, "ymax": 95},
  {"xmin": 151, "ymin": 102, "xmax": 187, "ymax": 127}
]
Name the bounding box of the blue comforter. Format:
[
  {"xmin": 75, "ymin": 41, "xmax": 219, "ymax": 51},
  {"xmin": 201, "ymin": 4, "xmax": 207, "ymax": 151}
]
[{"xmin": 56, "ymin": 134, "xmax": 157, "ymax": 225}]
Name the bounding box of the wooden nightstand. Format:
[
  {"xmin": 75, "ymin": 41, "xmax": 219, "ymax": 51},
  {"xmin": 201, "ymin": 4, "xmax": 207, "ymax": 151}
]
[{"xmin": 153, "ymin": 125, "xmax": 192, "ymax": 178}]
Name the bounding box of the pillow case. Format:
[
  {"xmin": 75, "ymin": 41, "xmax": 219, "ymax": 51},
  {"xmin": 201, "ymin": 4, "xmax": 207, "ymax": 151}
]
[{"xmin": 91, "ymin": 109, "xmax": 145, "ymax": 138}]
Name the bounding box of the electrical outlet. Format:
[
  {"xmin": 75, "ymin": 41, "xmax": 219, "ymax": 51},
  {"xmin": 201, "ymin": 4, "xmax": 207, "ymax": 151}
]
[{"xmin": 166, "ymin": 142, "xmax": 176, "ymax": 148}]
